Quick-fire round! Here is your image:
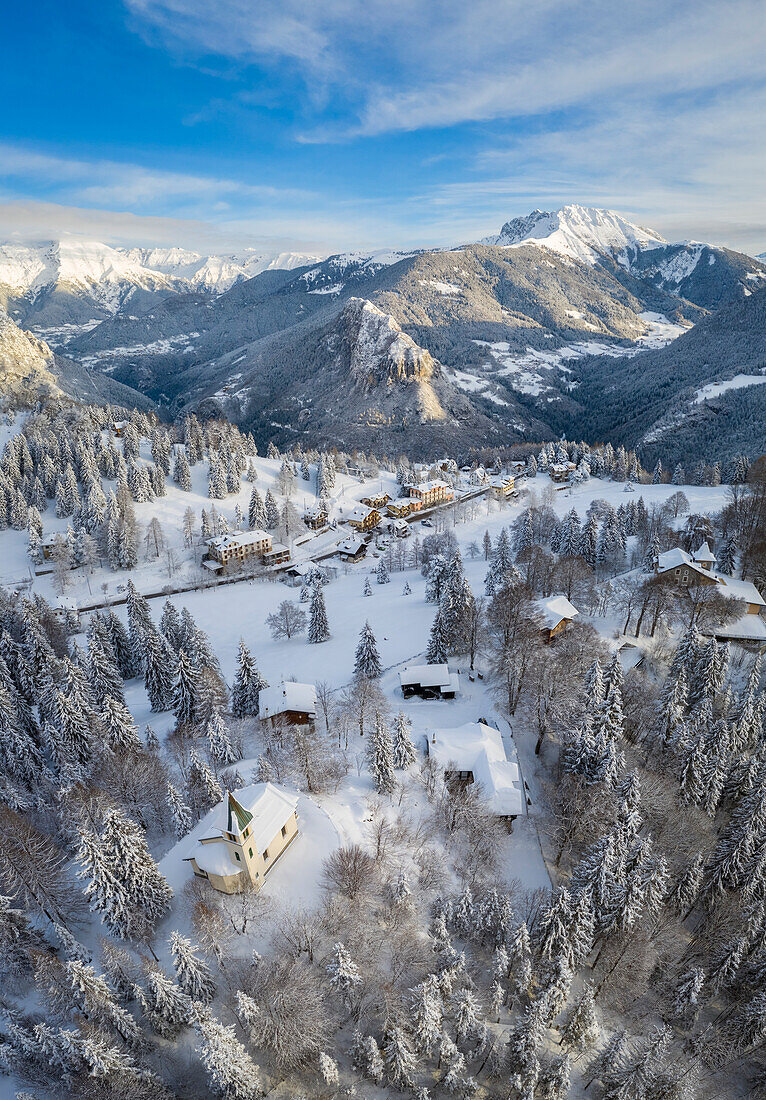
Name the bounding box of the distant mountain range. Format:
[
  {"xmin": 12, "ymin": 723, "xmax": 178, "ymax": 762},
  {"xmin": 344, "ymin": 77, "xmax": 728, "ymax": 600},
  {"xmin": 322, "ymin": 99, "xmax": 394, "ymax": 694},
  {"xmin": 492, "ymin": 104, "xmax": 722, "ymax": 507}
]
[{"xmin": 1, "ymin": 205, "xmax": 765, "ymax": 461}]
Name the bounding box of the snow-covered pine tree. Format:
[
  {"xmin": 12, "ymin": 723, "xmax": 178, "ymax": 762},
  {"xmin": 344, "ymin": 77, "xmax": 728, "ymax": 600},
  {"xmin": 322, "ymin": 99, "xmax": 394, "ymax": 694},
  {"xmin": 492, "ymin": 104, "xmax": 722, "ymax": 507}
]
[
  {"xmin": 368, "ymin": 713, "xmax": 396, "ymax": 795},
  {"xmin": 144, "ymin": 627, "xmax": 175, "ymax": 712},
  {"xmin": 561, "ymin": 984, "xmax": 598, "ymax": 1051},
  {"xmin": 167, "ymin": 782, "xmax": 193, "ymax": 839},
  {"xmin": 363, "ymin": 576, "xmax": 373, "ymax": 597},
  {"xmin": 326, "ymin": 941, "xmax": 362, "ymax": 1006},
  {"xmin": 377, "ymin": 558, "xmax": 389, "ymax": 584},
  {"xmin": 100, "ymin": 695, "xmax": 142, "ymax": 753},
  {"xmin": 231, "ymin": 640, "xmax": 267, "ymax": 718},
  {"xmin": 402, "ymin": 581, "xmax": 411, "ymax": 595},
  {"xmin": 354, "ymin": 621, "xmax": 382, "ymax": 678},
  {"xmin": 170, "ymin": 931, "xmax": 216, "ymax": 1004},
  {"xmin": 197, "ymin": 1014, "xmax": 263, "ymax": 1099},
  {"xmin": 187, "ymin": 749, "xmax": 224, "ymax": 819},
  {"xmin": 410, "ymin": 974, "xmax": 443, "ymax": 1055},
  {"xmin": 207, "ymin": 710, "xmax": 238, "ymax": 766},
  {"xmin": 382, "ymin": 1022, "xmax": 417, "ymax": 1090},
  {"xmin": 264, "ymin": 489, "xmax": 280, "ymax": 529},
  {"xmin": 426, "ymin": 605, "xmax": 449, "ymax": 664},
  {"xmin": 392, "ymin": 711, "xmax": 416, "ymax": 768},
  {"xmin": 248, "ymin": 487, "xmax": 266, "ymax": 530},
  {"xmin": 173, "ymin": 649, "xmax": 203, "ymax": 727},
  {"xmin": 308, "ymin": 585, "xmax": 330, "ymax": 643}
]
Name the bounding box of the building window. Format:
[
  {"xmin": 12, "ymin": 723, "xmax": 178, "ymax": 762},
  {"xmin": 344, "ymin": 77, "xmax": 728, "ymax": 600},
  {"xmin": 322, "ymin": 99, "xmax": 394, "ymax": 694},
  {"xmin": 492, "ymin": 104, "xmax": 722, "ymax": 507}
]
[
  {"xmin": 281, "ymin": 825, "xmax": 288, "ymax": 837},
  {"xmin": 249, "ymin": 847, "xmax": 253, "ymax": 858},
  {"xmin": 234, "ymin": 852, "xmax": 241, "ymax": 861},
  {"xmin": 263, "ymin": 848, "xmax": 269, "ymax": 860}
]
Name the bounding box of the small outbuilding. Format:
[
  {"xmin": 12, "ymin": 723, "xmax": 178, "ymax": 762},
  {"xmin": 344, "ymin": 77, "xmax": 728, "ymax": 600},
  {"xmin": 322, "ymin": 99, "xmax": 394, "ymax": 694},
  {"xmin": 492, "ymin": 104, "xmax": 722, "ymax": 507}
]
[
  {"xmin": 399, "ymin": 664, "xmax": 460, "ymax": 700},
  {"xmin": 537, "ymin": 594, "xmax": 579, "ymax": 642}
]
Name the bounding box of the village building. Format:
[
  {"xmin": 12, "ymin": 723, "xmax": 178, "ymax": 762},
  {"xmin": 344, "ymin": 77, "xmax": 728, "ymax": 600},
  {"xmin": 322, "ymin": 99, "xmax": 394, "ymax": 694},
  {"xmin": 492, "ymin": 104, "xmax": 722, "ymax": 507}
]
[
  {"xmin": 111, "ymin": 420, "xmax": 127, "ymax": 437},
  {"xmin": 549, "ymin": 462, "xmax": 576, "ymax": 483},
  {"xmin": 262, "ymin": 542, "xmax": 291, "ymax": 566},
  {"xmin": 346, "ymin": 505, "xmax": 381, "ymax": 532},
  {"xmin": 488, "ymin": 474, "xmax": 515, "ymax": 500},
  {"xmin": 425, "ymin": 722, "xmax": 526, "ymax": 826},
  {"xmin": 338, "ymin": 536, "xmax": 367, "ymax": 562},
  {"xmin": 386, "ymin": 497, "xmax": 414, "ymax": 518},
  {"xmin": 536, "ymin": 594, "xmax": 579, "ymax": 642},
  {"xmin": 303, "ymin": 507, "xmax": 328, "ymax": 530},
  {"xmin": 391, "ymin": 518, "xmax": 410, "ymax": 538},
  {"xmin": 653, "ymin": 543, "xmax": 766, "ymax": 645},
  {"xmin": 360, "ymin": 491, "xmax": 391, "ymax": 509},
  {"xmin": 399, "ymin": 663, "xmax": 460, "ymax": 700},
  {"xmin": 205, "ymin": 529, "xmax": 272, "ymax": 569},
  {"xmin": 182, "ymin": 785, "xmax": 299, "ymax": 894},
  {"xmin": 259, "ymin": 681, "xmax": 317, "ymax": 726},
  {"xmin": 406, "ymin": 480, "xmax": 454, "ymax": 507}
]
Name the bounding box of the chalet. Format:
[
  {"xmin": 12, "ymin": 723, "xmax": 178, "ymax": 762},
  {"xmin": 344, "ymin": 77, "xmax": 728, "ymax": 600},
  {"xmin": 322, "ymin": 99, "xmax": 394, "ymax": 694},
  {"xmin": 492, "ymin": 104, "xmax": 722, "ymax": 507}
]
[
  {"xmin": 426, "ymin": 722, "xmax": 526, "ymax": 826},
  {"xmin": 361, "ymin": 491, "xmax": 391, "ymax": 509},
  {"xmin": 303, "ymin": 507, "xmax": 328, "ymax": 530},
  {"xmin": 406, "ymin": 480, "xmax": 454, "ymax": 507},
  {"xmin": 509, "ymin": 461, "xmax": 527, "ymax": 474},
  {"xmin": 653, "ymin": 546, "xmax": 719, "ymax": 586},
  {"xmin": 111, "ymin": 420, "xmax": 127, "ymax": 437},
  {"xmin": 549, "ymin": 462, "xmax": 576, "ymax": 483},
  {"xmin": 347, "ymin": 505, "xmax": 380, "ymax": 532},
  {"xmin": 386, "ymin": 498, "xmax": 414, "ymax": 518},
  {"xmin": 182, "ymin": 785, "xmax": 299, "ymax": 895},
  {"xmin": 537, "ymin": 594, "xmax": 579, "ymax": 642},
  {"xmin": 206, "ymin": 529, "xmax": 272, "ymax": 568},
  {"xmin": 338, "ymin": 536, "xmax": 367, "ymax": 562},
  {"xmin": 391, "ymin": 518, "xmax": 410, "ymax": 538},
  {"xmin": 488, "ymin": 475, "xmax": 515, "ymax": 500},
  {"xmin": 399, "ymin": 663, "xmax": 460, "ymax": 700},
  {"xmin": 259, "ymin": 681, "xmax": 317, "ymax": 726}
]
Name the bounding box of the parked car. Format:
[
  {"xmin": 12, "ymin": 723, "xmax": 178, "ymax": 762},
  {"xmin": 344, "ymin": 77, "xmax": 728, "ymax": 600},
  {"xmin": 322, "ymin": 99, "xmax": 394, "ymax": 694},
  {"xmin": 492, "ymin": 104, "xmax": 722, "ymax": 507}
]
[{"xmin": 421, "ymin": 518, "xmax": 434, "ymax": 528}]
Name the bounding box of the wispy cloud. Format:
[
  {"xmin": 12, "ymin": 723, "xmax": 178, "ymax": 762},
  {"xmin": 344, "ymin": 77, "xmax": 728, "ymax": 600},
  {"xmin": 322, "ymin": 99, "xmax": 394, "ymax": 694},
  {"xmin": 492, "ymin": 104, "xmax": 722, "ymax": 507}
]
[{"xmin": 0, "ymin": 144, "xmax": 312, "ymax": 213}]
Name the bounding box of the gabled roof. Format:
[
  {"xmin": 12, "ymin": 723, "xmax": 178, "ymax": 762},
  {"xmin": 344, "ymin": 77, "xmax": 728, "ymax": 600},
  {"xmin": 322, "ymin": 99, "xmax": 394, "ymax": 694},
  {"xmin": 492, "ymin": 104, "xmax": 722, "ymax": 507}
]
[
  {"xmin": 427, "ymin": 722, "xmax": 525, "ymax": 817},
  {"xmin": 537, "ymin": 595, "xmax": 579, "ymax": 629},
  {"xmin": 259, "ymin": 680, "xmax": 317, "ymax": 720},
  {"xmin": 181, "ymin": 782, "xmax": 299, "ymax": 876},
  {"xmin": 400, "ymin": 664, "xmax": 459, "ymax": 691}
]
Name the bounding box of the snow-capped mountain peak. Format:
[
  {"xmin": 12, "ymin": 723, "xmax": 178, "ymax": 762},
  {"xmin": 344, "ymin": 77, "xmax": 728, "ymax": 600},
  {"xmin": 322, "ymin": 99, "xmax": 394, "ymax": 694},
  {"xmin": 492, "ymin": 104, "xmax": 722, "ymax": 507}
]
[{"xmin": 481, "ymin": 204, "xmax": 667, "ymax": 265}]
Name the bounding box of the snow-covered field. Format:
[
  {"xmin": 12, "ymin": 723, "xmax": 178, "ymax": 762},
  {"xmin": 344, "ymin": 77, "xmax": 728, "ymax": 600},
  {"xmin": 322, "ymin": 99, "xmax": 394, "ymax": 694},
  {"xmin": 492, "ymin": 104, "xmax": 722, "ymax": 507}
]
[{"xmin": 693, "ymin": 372, "xmax": 766, "ymax": 403}]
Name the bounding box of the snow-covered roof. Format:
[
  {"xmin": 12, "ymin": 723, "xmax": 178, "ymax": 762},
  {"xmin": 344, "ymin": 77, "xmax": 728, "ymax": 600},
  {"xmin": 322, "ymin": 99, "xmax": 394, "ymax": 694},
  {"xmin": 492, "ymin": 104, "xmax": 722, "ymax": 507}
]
[
  {"xmin": 181, "ymin": 783, "xmax": 299, "ymax": 876},
  {"xmin": 694, "ymin": 541, "xmax": 716, "ymax": 563},
  {"xmin": 347, "ymin": 505, "xmax": 376, "ymax": 522},
  {"xmin": 55, "ymin": 597, "xmax": 79, "ymax": 612},
  {"xmin": 289, "ymin": 561, "xmax": 321, "ymax": 577},
  {"xmin": 705, "ymin": 613, "xmax": 766, "ymax": 642},
  {"xmin": 656, "ymin": 548, "xmax": 711, "ymax": 579},
  {"xmin": 207, "ymin": 529, "xmax": 270, "ymax": 550},
  {"xmin": 537, "ymin": 595, "xmax": 579, "ymax": 629},
  {"xmin": 339, "ymin": 536, "xmax": 365, "ymax": 554},
  {"xmin": 656, "ymin": 549, "xmax": 765, "ymax": 607},
  {"xmin": 714, "ymin": 573, "xmax": 766, "ymax": 607},
  {"xmin": 427, "ymin": 722, "xmax": 525, "ymax": 817},
  {"xmin": 259, "ymin": 680, "xmax": 317, "ymax": 720},
  {"xmin": 411, "ymin": 479, "xmax": 450, "ymax": 493},
  {"xmin": 400, "ymin": 664, "xmax": 459, "ymax": 692}
]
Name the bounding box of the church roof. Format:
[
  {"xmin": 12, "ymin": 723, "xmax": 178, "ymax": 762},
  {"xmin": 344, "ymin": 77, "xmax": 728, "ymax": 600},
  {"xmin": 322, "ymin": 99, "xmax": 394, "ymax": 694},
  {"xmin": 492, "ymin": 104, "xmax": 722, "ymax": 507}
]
[{"xmin": 226, "ymin": 791, "xmax": 253, "ymax": 835}]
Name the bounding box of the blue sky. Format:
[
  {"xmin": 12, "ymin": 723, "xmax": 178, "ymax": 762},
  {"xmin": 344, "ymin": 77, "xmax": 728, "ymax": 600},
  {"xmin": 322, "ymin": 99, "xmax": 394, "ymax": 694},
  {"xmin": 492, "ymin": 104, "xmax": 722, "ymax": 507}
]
[{"xmin": 2, "ymin": 0, "xmax": 766, "ymax": 253}]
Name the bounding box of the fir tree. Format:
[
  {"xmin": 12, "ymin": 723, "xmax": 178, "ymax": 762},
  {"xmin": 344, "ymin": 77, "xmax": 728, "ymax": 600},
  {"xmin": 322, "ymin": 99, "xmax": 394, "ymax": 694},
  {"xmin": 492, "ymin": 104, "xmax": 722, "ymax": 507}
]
[
  {"xmin": 307, "ymin": 585, "xmax": 330, "ymax": 643},
  {"xmin": 377, "ymin": 558, "xmax": 389, "ymax": 584},
  {"xmin": 187, "ymin": 749, "xmax": 224, "ymax": 818},
  {"xmin": 561, "ymin": 985, "xmax": 598, "ymax": 1051},
  {"xmin": 100, "ymin": 695, "xmax": 142, "ymax": 753},
  {"xmin": 207, "ymin": 710, "xmax": 238, "ymax": 765},
  {"xmin": 144, "ymin": 627, "xmax": 176, "ymax": 712},
  {"xmin": 248, "ymin": 487, "xmax": 266, "ymax": 530},
  {"xmin": 368, "ymin": 713, "xmax": 396, "ymax": 794},
  {"xmin": 170, "ymin": 931, "xmax": 216, "ymax": 1004},
  {"xmin": 392, "ymin": 711, "xmax": 416, "ymax": 768},
  {"xmin": 363, "ymin": 576, "xmax": 373, "ymax": 597},
  {"xmin": 326, "ymin": 941, "xmax": 362, "ymax": 1006},
  {"xmin": 173, "ymin": 649, "xmax": 203, "ymax": 727},
  {"xmin": 168, "ymin": 782, "xmax": 193, "ymax": 839},
  {"xmin": 264, "ymin": 490, "xmax": 280, "ymax": 529},
  {"xmin": 232, "ymin": 640, "xmax": 267, "ymax": 717},
  {"xmin": 382, "ymin": 1022, "xmax": 416, "ymax": 1090},
  {"xmin": 354, "ymin": 621, "xmax": 382, "ymax": 678},
  {"xmin": 426, "ymin": 605, "xmax": 449, "ymax": 664}
]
